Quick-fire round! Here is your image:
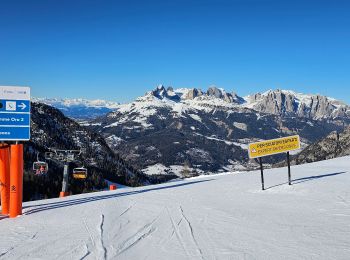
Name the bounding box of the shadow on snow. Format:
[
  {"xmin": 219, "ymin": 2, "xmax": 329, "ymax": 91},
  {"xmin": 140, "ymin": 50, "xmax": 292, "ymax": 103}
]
[
  {"xmin": 23, "ymin": 179, "xmax": 214, "ymax": 215},
  {"xmin": 265, "ymin": 171, "xmax": 346, "ymax": 190}
]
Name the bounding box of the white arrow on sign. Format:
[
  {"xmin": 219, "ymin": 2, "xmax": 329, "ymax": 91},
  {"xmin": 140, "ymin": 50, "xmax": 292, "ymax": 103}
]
[{"xmin": 18, "ymin": 102, "xmax": 27, "ymax": 110}]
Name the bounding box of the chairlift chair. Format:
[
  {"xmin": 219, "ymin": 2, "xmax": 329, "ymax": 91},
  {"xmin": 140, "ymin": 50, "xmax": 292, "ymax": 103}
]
[
  {"xmin": 44, "ymin": 152, "xmax": 54, "ymax": 160},
  {"xmin": 58, "ymin": 153, "xmax": 65, "ymax": 161},
  {"xmin": 33, "ymin": 161, "xmax": 48, "ymax": 175},
  {"xmin": 72, "ymin": 167, "xmax": 88, "ymax": 179},
  {"xmin": 67, "ymin": 153, "xmax": 75, "ymax": 162}
]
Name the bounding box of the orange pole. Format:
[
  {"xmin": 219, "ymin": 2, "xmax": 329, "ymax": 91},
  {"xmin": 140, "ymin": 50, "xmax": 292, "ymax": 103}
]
[
  {"xmin": 0, "ymin": 145, "xmax": 10, "ymax": 215},
  {"xmin": 109, "ymin": 184, "xmax": 117, "ymax": 190},
  {"xmin": 59, "ymin": 191, "xmax": 70, "ymax": 197},
  {"xmin": 9, "ymin": 144, "xmax": 24, "ymax": 218}
]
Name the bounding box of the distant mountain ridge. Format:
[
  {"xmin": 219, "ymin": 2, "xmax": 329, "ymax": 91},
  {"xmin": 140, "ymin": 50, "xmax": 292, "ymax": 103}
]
[
  {"xmin": 87, "ymin": 85, "xmax": 349, "ymax": 175},
  {"xmin": 34, "ymin": 86, "xmax": 350, "ymax": 122},
  {"xmin": 244, "ymin": 89, "xmax": 350, "ymax": 120},
  {"xmin": 286, "ymin": 126, "xmax": 350, "ymax": 166},
  {"xmin": 129, "ymin": 85, "xmax": 350, "ymax": 120},
  {"xmin": 32, "ymin": 97, "xmax": 119, "ymax": 120}
]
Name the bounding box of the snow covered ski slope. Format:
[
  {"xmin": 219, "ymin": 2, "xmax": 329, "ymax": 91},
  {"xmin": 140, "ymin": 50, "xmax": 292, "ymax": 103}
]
[{"xmin": 1, "ymin": 156, "xmax": 350, "ymax": 259}]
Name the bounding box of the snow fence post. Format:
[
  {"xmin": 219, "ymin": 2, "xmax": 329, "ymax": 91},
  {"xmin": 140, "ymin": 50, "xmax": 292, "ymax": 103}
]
[{"xmin": 259, "ymin": 157, "xmax": 264, "ymax": 190}]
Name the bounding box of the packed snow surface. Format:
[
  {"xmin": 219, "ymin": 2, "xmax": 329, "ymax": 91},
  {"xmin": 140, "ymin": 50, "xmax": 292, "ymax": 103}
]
[{"xmin": 1, "ymin": 156, "xmax": 350, "ymax": 259}]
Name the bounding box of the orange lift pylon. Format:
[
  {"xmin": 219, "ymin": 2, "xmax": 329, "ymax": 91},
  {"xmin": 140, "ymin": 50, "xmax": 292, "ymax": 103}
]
[
  {"xmin": 9, "ymin": 144, "xmax": 24, "ymax": 218},
  {"xmin": 0, "ymin": 143, "xmax": 24, "ymax": 218},
  {"xmin": 0, "ymin": 144, "xmax": 10, "ymax": 215}
]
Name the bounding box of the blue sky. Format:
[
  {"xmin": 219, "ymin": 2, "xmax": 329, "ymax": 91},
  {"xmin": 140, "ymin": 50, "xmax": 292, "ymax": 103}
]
[{"xmin": 0, "ymin": 0, "xmax": 349, "ymax": 103}]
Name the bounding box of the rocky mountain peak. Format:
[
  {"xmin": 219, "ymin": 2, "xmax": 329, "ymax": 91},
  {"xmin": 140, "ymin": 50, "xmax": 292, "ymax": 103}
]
[
  {"xmin": 148, "ymin": 85, "xmax": 244, "ymax": 104},
  {"xmin": 203, "ymin": 86, "xmax": 242, "ymax": 104},
  {"xmin": 184, "ymin": 88, "xmax": 203, "ymax": 100},
  {"xmin": 207, "ymin": 86, "xmax": 224, "ymax": 98},
  {"xmin": 152, "ymin": 84, "xmax": 167, "ymax": 97},
  {"xmin": 245, "ymin": 89, "xmax": 350, "ymax": 120},
  {"xmin": 150, "ymin": 85, "xmax": 181, "ymax": 102}
]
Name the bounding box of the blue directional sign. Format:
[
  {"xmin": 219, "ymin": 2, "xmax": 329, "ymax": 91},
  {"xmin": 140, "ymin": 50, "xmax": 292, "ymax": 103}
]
[{"xmin": 0, "ymin": 86, "xmax": 31, "ymax": 141}]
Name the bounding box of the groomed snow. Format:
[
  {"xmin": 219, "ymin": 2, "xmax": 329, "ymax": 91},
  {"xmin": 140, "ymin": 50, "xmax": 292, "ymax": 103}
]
[{"xmin": 1, "ymin": 156, "xmax": 350, "ymax": 259}]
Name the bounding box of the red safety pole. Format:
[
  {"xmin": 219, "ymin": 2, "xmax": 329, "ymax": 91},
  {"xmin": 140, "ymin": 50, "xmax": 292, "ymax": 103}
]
[
  {"xmin": 0, "ymin": 144, "xmax": 10, "ymax": 215},
  {"xmin": 9, "ymin": 144, "xmax": 24, "ymax": 218},
  {"xmin": 109, "ymin": 184, "xmax": 117, "ymax": 190}
]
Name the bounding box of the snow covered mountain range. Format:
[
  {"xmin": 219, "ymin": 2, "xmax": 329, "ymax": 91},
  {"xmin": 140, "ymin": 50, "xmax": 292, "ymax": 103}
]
[
  {"xmin": 32, "ymin": 97, "xmax": 119, "ymax": 120},
  {"xmin": 156, "ymin": 85, "xmax": 350, "ymax": 120},
  {"xmin": 244, "ymin": 89, "xmax": 350, "ymax": 120},
  {"xmin": 138, "ymin": 85, "xmax": 350, "ymax": 120},
  {"xmin": 86, "ymin": 85, "xmax": 349, "ymax": 175},
  {"xmin": 35, "ymin": 86, "xmax": 350, "ymax": 122}
]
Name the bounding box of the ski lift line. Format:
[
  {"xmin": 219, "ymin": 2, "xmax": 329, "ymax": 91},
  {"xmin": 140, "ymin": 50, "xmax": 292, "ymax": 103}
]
[
  {"xmin": 44, "ymin": 148, "xmax": 85, "ymax": 163},
  {"xmin": 49, "ymin": 149, "xmax": 81, "ymax": 154},
  {"xmin": 42, "ymin": 147, "xmax": 89, "ymax": 179}
]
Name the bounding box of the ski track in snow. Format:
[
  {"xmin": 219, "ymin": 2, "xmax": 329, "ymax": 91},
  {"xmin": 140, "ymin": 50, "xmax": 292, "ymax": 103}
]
[
  {"xmin": 83, "ymin": 218, "xmax": 95, "ymax": 247},
  {"xmin": 82, "ymin": 217, "xmax": 95, "ymax": 257},
  {"xmin": 166, "ymin": 206, "xmax": 191, "ymax": 258},
  {"xmin": 0, "ymin": 247, "xmax": 14, "ymax": 258},
  {"xmin": 165, "ymin": 205, "xmax": 205, "ymax": 259},
  {"xmin": 78, "ymin": 244, "xmax": 90, "ymax": 260},
  {"xmin": 114, "ymin": 211, "xmax": 161, "ymax": 257},
  {"xmin": 57, "ymin": 243, "xmax": 88, "ymax": 260},
  {"xmin": 118, "ymin": 203, "xmax": 134, "ymax": 218},
  {"xmin": 337, "ymin": 195, "xmax": 349, "ymax": 205},
  {"xmin": 179, "ymin": 206, "xmax": 204, "ymax": 259},
  {"xmin": 96, "ymin": 214, "xmax": 107, "ymax": 260}
]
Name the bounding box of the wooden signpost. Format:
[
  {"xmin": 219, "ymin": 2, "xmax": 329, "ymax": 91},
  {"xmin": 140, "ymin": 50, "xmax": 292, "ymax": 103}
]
[{"xmin": 248, "ymin": 135, "xmax": 301, "ymax": 190}]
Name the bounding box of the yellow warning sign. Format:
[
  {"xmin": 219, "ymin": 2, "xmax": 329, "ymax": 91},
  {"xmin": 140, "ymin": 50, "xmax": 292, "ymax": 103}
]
[{"xmin": 248, "ymin": 135, "xmax": 301, "ymax": 159}]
